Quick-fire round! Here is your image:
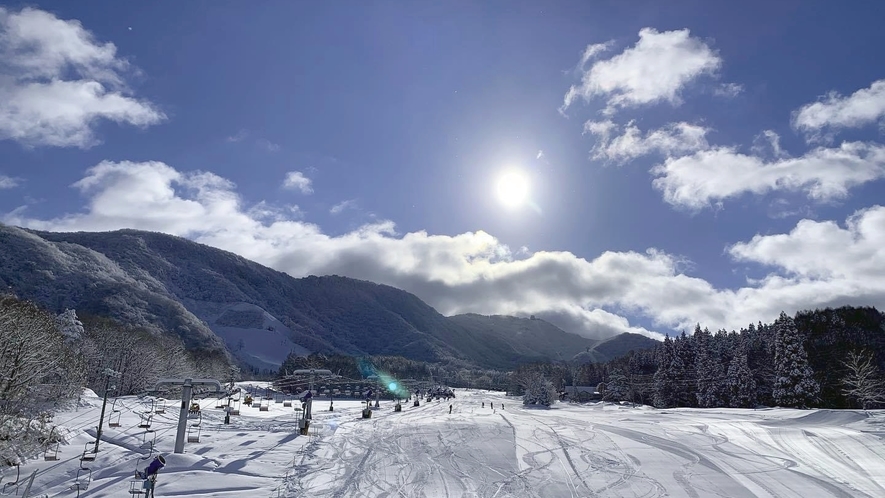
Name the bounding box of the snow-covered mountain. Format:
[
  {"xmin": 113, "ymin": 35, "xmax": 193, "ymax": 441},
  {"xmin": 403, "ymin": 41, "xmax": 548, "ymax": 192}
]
[{"xmin": 0, "ymin": 225, "xmax": 657, "ymax": 371}]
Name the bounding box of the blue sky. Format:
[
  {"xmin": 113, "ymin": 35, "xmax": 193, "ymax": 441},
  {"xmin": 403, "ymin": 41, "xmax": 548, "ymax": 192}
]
[{"xmin": 2, "ymin": 1, "xmax": 885, "ymax": 340}]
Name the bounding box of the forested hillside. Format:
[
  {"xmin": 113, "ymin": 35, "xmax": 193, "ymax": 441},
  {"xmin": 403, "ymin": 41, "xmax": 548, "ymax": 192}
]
[{"xmin": 563, "ymin": 307, "xmax": 885, "ymax": 409}]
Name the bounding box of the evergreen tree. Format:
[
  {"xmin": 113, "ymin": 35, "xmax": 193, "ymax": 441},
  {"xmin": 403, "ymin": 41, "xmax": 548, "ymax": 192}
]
[
  {"xmin": 696, "ymin": 330, "xmax": 727, "ymax": 407},
  {"xmin": 521, "ymin": 372, "xmax": 556, "ymax": 407},
  {"xmin": 674, "ymin": 330, "xmax": 697, "ymax": 406},
  {"xmin": 727, "ymin": 341, "xmax": 757, "ymax": 408},
  {"xmin": 773, "ymin": 312, "xmax": 819, "ymax": 408},
  {"xmin": 653, "ymin": 336, "xmax": 677, "ymax": 408},
  {"xmin": 604, "ymin": 369, "xmax": 630, "ymax": 403}
]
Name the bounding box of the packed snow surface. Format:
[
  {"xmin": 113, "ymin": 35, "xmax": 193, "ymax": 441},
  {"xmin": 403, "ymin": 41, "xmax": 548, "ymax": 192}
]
[{"xmin": 6, "ymin": 385, "xmax": 885, "ymax": 497}]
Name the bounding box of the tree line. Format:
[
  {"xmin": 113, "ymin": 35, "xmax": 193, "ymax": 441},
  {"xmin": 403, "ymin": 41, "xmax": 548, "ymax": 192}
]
[
  {"xmin": 278, "ymin": 306, "xmax": 885, "ymax": 411},
  {"xmin": 576, "ymin": 306, "xmax": 885, "ymax": 410}
]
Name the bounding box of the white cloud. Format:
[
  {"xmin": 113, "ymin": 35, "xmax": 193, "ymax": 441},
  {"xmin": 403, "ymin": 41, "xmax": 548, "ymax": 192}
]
[
  {"xmin": 282, "ymin": 171, "xmax": 313, "ymax": 194},
  {"xmin": 226, "ymin": 129, "xmax": 248, "ymax": 142},
  {"xmin": 576, "ymin": 42, "xmax": 613, "ymax": 69},
  {"xmin": 726, "ymin": 206, "xmax": 885, "ymax": 317},
  {"xmin": 330, "ymin": 199, "xmax": 358, "ymax": 215},
  {"xmin": 713, "ymin": 82, "xmax": 743, "ymax": 98},
  {"xmin": 750, "ymin": 130, "xmax": 787, "ymax": 158},
  {"xmin": 562, "ymin": 28, "xmax": 722, "ymax": 114},
  {"xmin": 0, "ymin": 7, "xmax": 165, "ymax": 148},
  {"xmin": 792, "ymin": 79, "xmax": 885, "ymax": 137},
  {"xmin": 651, "ymin": 141, "xmax": 885, "ymax": 211},
  {"xmin": 0, "ymin": 174, "xmax": 19, "ymax": 188},
  {"xmin": 585, "ymin": 120, "xmax": 710, "ymax": 163},
  {"xmin": 8, "ymin": 160, "xmax": 885, "ymax": 341},
  {"xmin": 248, "ymin": 200, "xmax": 303, "ymax": 221},
  {"xmin": 256, "ymin": 138, "xmax": 280, "ymax": 152}
]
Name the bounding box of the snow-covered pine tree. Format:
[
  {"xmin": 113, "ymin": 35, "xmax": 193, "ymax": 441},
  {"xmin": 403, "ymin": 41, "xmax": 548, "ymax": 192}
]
[
  {"xmin": 674, "ymin": 331, "xmax": 697, "ymax": 406},
  {"xmin": 653, "ymin": 336, "xmax": 677, "ymax": 408},
  {"xmin": 604, "ymin": 369, "xmax": 630, "ymax": 403},
  {"xmin": 773, "ymin": 311, "xmax": 819, "ymax": 408},
  {"xmin": 522, "ymin": 372, "xmax": 556, "ymax": 407},
  {"xmin": 727, "ymin": 341, "xmax": 757, "ymax": 408},
  {"xmin": 55, "ymin": 308, "xmax": 84, "ymax": 344},
  {"xmin": 695, "ymin": 327, "xmax": 727, "ymax": 407}
]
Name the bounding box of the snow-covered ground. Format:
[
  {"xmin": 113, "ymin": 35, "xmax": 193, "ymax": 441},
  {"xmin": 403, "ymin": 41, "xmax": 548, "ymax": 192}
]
[{"xmin": 5, "ymin": 385, "xmax": 885, "ymax": 497}]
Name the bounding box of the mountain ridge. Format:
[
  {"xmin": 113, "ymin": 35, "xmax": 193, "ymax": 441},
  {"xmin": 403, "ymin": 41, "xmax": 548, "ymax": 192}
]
[{"xmin": 0, "ymin": 224, "xmax": 659, "ymax": 370}]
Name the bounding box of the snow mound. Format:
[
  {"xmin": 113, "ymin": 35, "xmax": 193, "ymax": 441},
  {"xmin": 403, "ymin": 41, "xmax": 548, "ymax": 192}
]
[{"xmin": 762, "ymin": 409, "xmax": 868, "ymax": 427}]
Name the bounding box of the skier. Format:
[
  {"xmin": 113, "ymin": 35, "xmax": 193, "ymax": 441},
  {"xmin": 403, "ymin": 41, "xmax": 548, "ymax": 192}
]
[
  {"xmin": 482, "ymin": 402, "xmax": 485, "ymax": 408},
  {"xmin": 490, "ymin": 402, "xmax": 494, "ymax": 410},
  {"xmin": 449, "ymin": 404, "xmax": 452, "ymax": 414}
]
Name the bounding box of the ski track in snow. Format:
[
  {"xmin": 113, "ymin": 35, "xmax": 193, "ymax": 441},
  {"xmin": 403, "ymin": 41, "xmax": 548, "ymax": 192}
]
[{"xmin": 4, "ymin": 385, "xmax": 885, "ymax": 498}]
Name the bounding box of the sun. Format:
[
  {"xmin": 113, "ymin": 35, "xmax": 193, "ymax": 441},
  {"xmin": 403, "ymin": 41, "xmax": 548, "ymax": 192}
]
[{"xmin": 495, "ymin": 170, "xmax": 529, "ymax": 208}]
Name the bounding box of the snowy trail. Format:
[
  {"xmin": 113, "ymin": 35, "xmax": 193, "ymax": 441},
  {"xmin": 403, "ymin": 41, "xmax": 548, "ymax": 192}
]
[{"xmin": 4, "ymin": 387, "xmax": 884, "ymax": 498}]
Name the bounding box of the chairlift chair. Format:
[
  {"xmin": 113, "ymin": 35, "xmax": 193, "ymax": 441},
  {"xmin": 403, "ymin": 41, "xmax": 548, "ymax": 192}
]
[
  {"xmin": 128, "ymin": 457, "xmax": 150, "ymax": 495},
  {"xmin": 259, "ymin": 399, "xmax": 269, "ymax": 411},
  {"xmin": 80, "ymin": 442, "xmax": 97, "ymax": 462},
  {"xmin": 138, "ymin": 413, "xmax": 153, "ymax": 428},
  {"xmin": 72, "ymin": 467, "xmax": 92, "ymax": 492},
  {"xmin": 0, "ymin": 465, "xmax": 20, "ymax": 495},
  {"xmin": 109, "ymin": 409, "xmax": 122, "ymax": 428},
  {"xmin": 215, "ymin": 397, "xmax": 225, "ymax": 409},
  {"xmin": 129, "ymin": 478, "xmax": 151, "ymax": 495},
  {"xmin": 155, "ymin": 400, "xmax": 166, "ymax": 414},
  {"xmin": 187, "ymin": 423, "xmax": 202, "ymax": 443},
  {"xmin": 229, "ymin": 399, "xmax": 241, "ymax": 416},
  {"xmin": 283, "ymin": 397, "xmax": 292, "ymax": 407},
  {"xmin": 108, "ymin": 398, "xmax": 122, "ymax": 427},
  {"xmin": 140, "ymin": 429, "xmax": 156, "ymax": 452},
  {"xmin": 43, "ymin": 441, "xmax": 60, "ymax": 461}
]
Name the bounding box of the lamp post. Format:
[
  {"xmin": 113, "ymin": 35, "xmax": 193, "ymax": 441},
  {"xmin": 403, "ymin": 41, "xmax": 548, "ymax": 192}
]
[{"xmin": 94, "ymin": 368, "xmax": 121, "ymax": 454}]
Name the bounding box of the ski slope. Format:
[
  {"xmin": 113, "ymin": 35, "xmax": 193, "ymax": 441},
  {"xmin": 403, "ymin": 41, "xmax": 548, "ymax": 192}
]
[{"xmin": 5, "ymin": 386, "xmax": 885, "ymax": 497}]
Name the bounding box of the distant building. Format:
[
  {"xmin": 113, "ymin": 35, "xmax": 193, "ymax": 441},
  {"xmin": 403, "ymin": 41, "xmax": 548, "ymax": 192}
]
[{"xmin": 563, "ymin": 385, "xmax": 601, "ymax": 402}]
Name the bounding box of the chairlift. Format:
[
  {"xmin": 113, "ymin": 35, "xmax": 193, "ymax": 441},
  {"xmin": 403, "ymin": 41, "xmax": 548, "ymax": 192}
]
[
  {"xmin": 128, "ymin": 457, "xmax": 150, "ymax": 495},
  {"xmin": 80, "ymin": 442, "xmax": 97, "ymax": 462},
  {"xmin": 71, "ymin": 466, "xmax": 92, "ymax": 497},
  {"xmin": 229, "ymin": 399, "xmax": 241, "ymax": 416},
  {"xmin": 138, "ymin": 413, "xmax": 153, "ymax": 429},
  {"xmin": 155, "ymin": 399, "xmax": 166, "ymax": 414},
  {"xmin": 187, "ymin": 423, "xmax": 202, "ymax": 443},
  {"xmin": 108, "ymin": 398, "xmax": 122, "ymax": 427},
  {"xmin": 259, "ymin": 399, "xmax": 269, "ymax": 411},
  {"xmin": 129, "ymin": 478, "xmax": 151, "ymax": 495},
  {"xmin": 140, "ymin": 429, "xmax": 156, "ymax": 452},
  {"xmin": 215, "ymin": 397, "xmax": 225, "ymax": 409},
  {"xmin": 0, "ymin": 464, "xmax": 19, "ymax": 495},
  {"xmin": 283, "ymin": 396, "xmax": 292, "ymax": 407},
  {"xmin": 43, "ymin": 440, "xmax": 60, "ymax": 461}
]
